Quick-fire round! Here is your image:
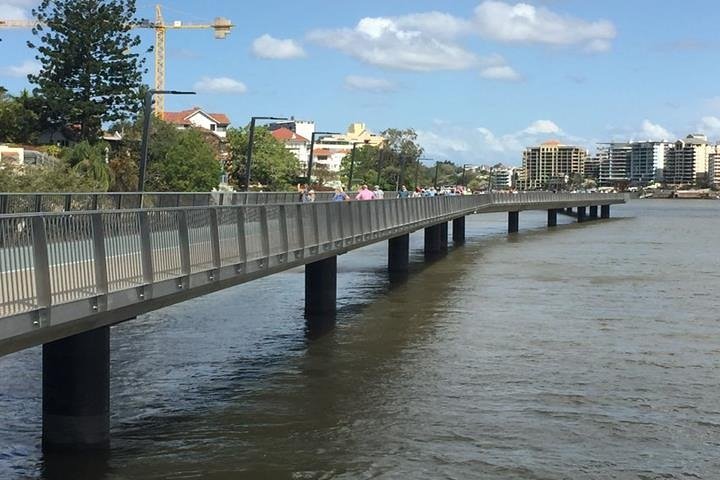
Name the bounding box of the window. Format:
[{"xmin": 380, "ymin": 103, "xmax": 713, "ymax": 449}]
[{"xmin": 210, "ymin": 124, "xmax": 216, "ymax": 131}]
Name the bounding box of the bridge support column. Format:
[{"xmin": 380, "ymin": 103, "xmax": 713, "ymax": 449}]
[
  {"xmin": 577, "ymin": 206, "xmax": 587, "ymax": 223},
  {"xmin": 452, "ymin": 216, "xmax": 466, "ymax": 244},
  {"xmin": 547, "ymin": 209, "xmax": 557, "ymax": 227},
  {"xmin": 601, "ymin": 205, "xmax": 610, "ymax": 219},
  {"xmin": 305, "ymin": 256, "xmax": 337, "ymax": 316},
  {"xmin": 440, "ymin": 222, "xmax": 448, "ymax": 251},
  {"xmin": 508, "ymin": 211, "xmax": 519, "ymax": 233},
  {"xmin": 43, "ymin": 326, "xmax": 110, "ymax": 452},
  {"xmin": 388, "ymin": 234, "xmax": 409, "ymax": 273},
  {"xmin": 565, "ymin": 207, "xmax": 573, "ymax": 215},
  {"xmin": 589, "ymin": 205, "xmax": 598, "ymax": 219},
  {"xmin": 424, "ymin": 224, "xmax": 442, "ymax": 257}
]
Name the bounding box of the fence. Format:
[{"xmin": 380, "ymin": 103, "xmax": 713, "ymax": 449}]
[{"xmin": 0, "ymin": 193, "xmax": 623, "ymax": 325}]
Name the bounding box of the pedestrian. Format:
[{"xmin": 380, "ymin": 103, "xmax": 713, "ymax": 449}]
[
  {"xmin": 332, "ymin": 186, "xmax": 349, "ymax": 201},
  {"xmin": 355, "ymin": 184, "xmax": 376, "ymax": 201},
  {"xmin": 373, "ymin": 185, "xmax": 384, "ymax": 200},
  {"xmin": 297, "ymin": 183, "xmax": 311, "ymax": 203},
  {"xmin": 397, "ymin": 185, "xmax": 410, "ymax": 198},
  {"xmin": 307, "ymin": 189, "xmax": 316, "ymax": 202}
]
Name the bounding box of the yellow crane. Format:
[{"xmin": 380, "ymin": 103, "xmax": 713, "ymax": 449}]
[{"xmin": 0, "ymin": 4, "xmax": 233, "ymax": 118}]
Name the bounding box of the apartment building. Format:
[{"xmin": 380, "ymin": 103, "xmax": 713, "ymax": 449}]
[
  {"xmin": 521, "ymin": 140, "xmax": 586, "ymax": 190},
  {"xmin": 664, "ymin": 134, "xmax": 712, "ymax": 186}
]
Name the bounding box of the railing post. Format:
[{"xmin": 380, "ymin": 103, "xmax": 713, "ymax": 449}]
[
  {"xmin": 178, "ymin": 210, "xmax": 191, "ymax": 276},
  {"xmin": 31, "ymin": 216, "xmax": 51, "ymax": 317},
  {"xmin": 91, "ymin": 213, "xmax": 108, "ymax": 299},
  {"xmin": 236, "ymin": 208, "xmax": 247, "ymax": 266},
  {"xmin": 296, "ymin": 204, "xmax": 305, "ymax": 252},
  {"xmin": 138, "ymin": 211, "xmax": 154, "ymax": 285},
  {"xmin": 0, "ymin": 194, "xmax": 6, "ymax": 214},
  {"xmin": 279, "ymin": 205, "xmax": 290, "ymax": 256},
  {"xmin": 63, "ymin": 195, "xmax": 72, "ymax": 212},
  {"xmin": 209, "ymin": 209, "xmax": 221, "ymax": 269},
  {"xmin": 260, "ymin": 206, "xmax": 270, "ymax": 259}
]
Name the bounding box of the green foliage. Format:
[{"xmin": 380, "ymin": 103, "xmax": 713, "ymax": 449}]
[
  {"xmin": 0, "ymin": 89, "xmax": 41, "ymax": 144},
  {"xmin": 146, "ymin": 129, "xmax": 221, "ymax": 192},
  {"xmin": 227, "ymin": 126, "xmax": 300, "ymax": 190},
  {"xmin": 28, "ymin": 0, "xmax": 148, "ymax": 141},
  {"xmin": 0, "ymin": 159, "xmax": 106, "ymax": 192},
  {"xmin": 63, "ymin": 140, "xmax": 111, "ymax": 190}
]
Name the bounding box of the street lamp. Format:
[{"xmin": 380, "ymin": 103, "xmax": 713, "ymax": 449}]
[
  {"xmin": 434, "ymin": 161, "xmax": 441, "ymax": 189},
  {"xmin": 414, "ymin": 157, "xmax": 434, "ymax": 188},
  {"xmin": 138, "ymin": 89, "xmax": 196, "ymax": 192},
  {"xmin": 307, "ymin": 131, "xmax": 340, "ymax": 181},
  {"xmin": 461, "ymin": 164, "xmax": 472, "ymax": 187},
  {"xmin": 244, "ymin": 116, "xmax": 289, "ymax": 191},
  {"xmin": 347, "ymin": 141, "xmax": 368, "ymax": 191}
]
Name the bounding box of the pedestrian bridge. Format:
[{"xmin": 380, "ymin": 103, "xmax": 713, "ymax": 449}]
[{"xmin": 0, "ymin": 191, "xmax": 624, "ymax": 451}]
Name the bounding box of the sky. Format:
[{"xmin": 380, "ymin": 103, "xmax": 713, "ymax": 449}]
[{"xmin": 1, "ymin": 0, "xmax": 720, "ymax": 166}]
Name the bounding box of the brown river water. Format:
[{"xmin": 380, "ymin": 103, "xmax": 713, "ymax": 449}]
[{"xmin": 1, "ymin": 199, "xmax": 719, "ymax": 479}]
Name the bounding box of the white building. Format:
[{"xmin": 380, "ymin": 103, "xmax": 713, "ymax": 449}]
[
  {"xmin": 664, "ymin": 134, "xmax": 713, "ymax": 185},
  {"xmin": 598, "ymin": 143, "xmax": 631, "ymax": 186},
  {"xmin": 269, "ymin": 119, "xmax": 315, "ymax": 144},
  {"xmin": 489, "ymin": 167, "xmax": 516, "ymax": 190},
  {"xmin": 629, "ymin": 141, "xmax": 671, "ymax": 183},
  {"xmin": 164, "ymin": 107, "xmax": 230, "ymax": 138},
  {"xmin": 270, "ymin": 127, "xmax": 310, "ymax": 169}
]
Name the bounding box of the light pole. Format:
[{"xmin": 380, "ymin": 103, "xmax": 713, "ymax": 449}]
[
  {"xmin": 244, "ymin": 116, "xmax": 288, "ymax": 191},
  {"xmin": 461, "ymin": 164, "xmax": 472, "ymax": 187},
  {"xmin": 138, "ymin": 89, "xmax": 195, "ymax": 192},
  {"xmin": 415, "ymin": 157, "xmax": 434, "ymax": 188},
  {"xmin": 397, "ymin": 155, "xmax": 407, "ymax": 191},
  {"xmin": 434, "ymin": 161, "xmax": 440, "ymax": 189},
  {"xmin": 307, "ymin": 131, "xmax": 339, "ymax": 182},
  {"xmin": 347, "ymin": 141, "xmax": 368, "ymax": 192}
]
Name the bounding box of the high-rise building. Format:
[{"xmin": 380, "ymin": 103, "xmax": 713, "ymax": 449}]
[
  {"xmin": 629, "ymin": 141, "xmax": 671, "ymax": 183},
  {"xmin": 664, "ymin": 134, "xmax": 712, "ymax": 186},
  {"xmin": 521, "ymin": 140, "xmax": 587, "ymax": 190},
  {"xmin": 598, "ymin": 143, "xmax": 631, "ymax": 186},
  {"xmin": 707, "ymin": 148, "xmax": 720, "ymax": 187}
]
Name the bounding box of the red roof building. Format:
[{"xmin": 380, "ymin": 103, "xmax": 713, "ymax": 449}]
[{"xmin": 163, "ymin": 107, "xmax": 231, "ymax": 138}]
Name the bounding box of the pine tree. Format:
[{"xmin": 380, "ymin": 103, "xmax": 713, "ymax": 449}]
[{"xmin": 28, "ymin": 0, "xmax": 148, "ymax": 142}]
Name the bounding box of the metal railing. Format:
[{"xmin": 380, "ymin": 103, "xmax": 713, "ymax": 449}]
[
  {"xmin": 0, "ymin": 192, "xmax": 624, "ymax": 354},
  {"xmin": 0, "ymin": 191, "xmax": 337, "ymax": 214}
]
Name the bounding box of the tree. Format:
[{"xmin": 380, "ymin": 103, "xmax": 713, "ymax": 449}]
[
  {"xmin": 0, "ymin": 89, "xmax": 41, "ymax": 144},
  {"xmin": 0, "ymin": 159, "xmax": 106, "ymax": 192},
  {"xmin": 227, "ymin": 126, "xmax": 300, "ymax": 190},
  {"xmin": 28, "ymin": 0, "xmax": 148, "ymax": 142},
  {"xmin": 146, "ymin": 129, "xmax": 221, "ymax": 191},
  {"xmin": 63, "ymin": 140, "xmax": 111, "ymax": 190}
]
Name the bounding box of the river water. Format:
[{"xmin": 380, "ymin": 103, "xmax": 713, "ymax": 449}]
[{"xmin": 1, "ymin": 199, "xmax": 719, "ymax": 479}]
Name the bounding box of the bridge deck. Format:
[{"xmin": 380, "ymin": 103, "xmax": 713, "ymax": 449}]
[{"xmin": 0, "ymin": 193, "xmax": 624, "ymax": 356}]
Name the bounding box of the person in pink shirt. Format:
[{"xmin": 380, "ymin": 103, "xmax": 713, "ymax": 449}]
[{"xmin": 355, "ymin": 184, "xmax": 376, "ymax": 201}]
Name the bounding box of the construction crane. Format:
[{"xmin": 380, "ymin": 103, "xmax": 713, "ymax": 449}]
[{"xmin": 0, "ymin": 4, "xmax": 233, "ymax": 118}]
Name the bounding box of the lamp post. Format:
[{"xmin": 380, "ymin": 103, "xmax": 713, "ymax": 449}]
[
  {"xmin": 434, "ymin": 161, "xmax": 440, "ymax": 189},
  {"xmin": 397, "ymin": 155, "xmax": 407, "ymax": 191},
  {"xmin": 461, "ymin": 164, "xmax": 472, "ymax": 187},
  {"xmin": 414, "ymin": 157, "xmax": 434, "ymax": 188},
  {"xmin": 138, "ymin": 89, "xmax": 195, "ymax": 193},
  {"xmin": 244, "ymin": 116, "xmax": 288, "ymax": 191},
  {"xmin": 347, "ymin": 141, "xmax": 369, "ymax": 192},
  {"xmin": 375, "ymin": 148, "xmax": 385, "ymax": 186},
  {"xmin": 307, "ymin": 131, "xmax": 340, "ymax": 182}
]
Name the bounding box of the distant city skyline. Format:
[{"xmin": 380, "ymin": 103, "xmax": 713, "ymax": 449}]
[{"xmin": 1, "ymin": 0, "xmax": 719, "ymax": 165}]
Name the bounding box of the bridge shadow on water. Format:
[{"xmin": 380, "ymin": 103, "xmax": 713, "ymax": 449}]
[{"xmin": 38, "ymin": 213, "xmax": 629, "ymax": 479}]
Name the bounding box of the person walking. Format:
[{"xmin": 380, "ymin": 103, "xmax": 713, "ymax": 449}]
[
  {"xmin": 297, "ymin": 183, "xmax": 311, "ymax": 203},
  {"xmin": 397, "ymin": 185, "xmax": 410, "ymax": 198},
  {"xmin": 332, "ymin": 186, "xmax": 349, "ymax": 201},
  {"xmin": 355, "ymin": 184, "xmax": 376, "ymax": 201},
  {"xmin": 373, "ymin": 185, "xmax": 384, "ymax": 200}
]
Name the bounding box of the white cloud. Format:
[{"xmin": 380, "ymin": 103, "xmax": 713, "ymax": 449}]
[
  {"xmin": 639, "ymin": 120, "xmax": 673, "ymax": 141},
  {"xmin": 307, "ymin": 17, "xmax": 478, "ymax": 71},
  {"xmin": 251, "ymin": 34, "xmax": 306, "ymax": 60},
  {"xmin": 473, "ymin": 1, "xmax": 616, "ymax": 51},
  {"xmin": 394, "ymin": 11, "xmax": 471, "ymax": 39},
  {"xmin": 0, "ymin": 59, "xmax": 40, "ymax": 77},
  {"xmin": 523, "ymin": 120, "xmax": 562, "ymax": 135},
  {"xmin": 192, "ymin": 76, "xmax": 247, "ymax": 94},
  {"xmin": 0, "ymin": 0, "xmax": 35, "ymax": 19},
  {"xmin": 699, "ymin": 116, "xmax": 720, "ymax": 139},
  {"xmin": 418, "ymin": 119, "xmax": 577, "ymax": 165},
  {"xmin": 344, "ymin": 75, "xmax": 396, "ymax": 92},
  {"xmin": 480, "ymin": 65, "xmax": 521, "ymax": 81}
]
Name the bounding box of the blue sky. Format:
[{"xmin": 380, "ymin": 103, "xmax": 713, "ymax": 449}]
[{"xmin": 1, "ymin": 0, "xmax": 720, "ymax": 165}]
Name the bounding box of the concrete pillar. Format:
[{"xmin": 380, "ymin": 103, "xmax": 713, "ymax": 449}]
[
  {"xmin": 589, "ymin": 205, "xmax": 598, "ymax": 219},
  {"xmin": 508, "ymin": 211, "xmax": 519, "ymax": 233},
  {"xmin": 305, "ymin": 256, "xmax": 337, "ymax": 316},
  {"xmin": 577, "ymin": 206, "xmax": 587, "ymax": 223},
  {"xmin": 424, "ymin": 224, "xmax": 442, "ymax": 257},
  {"xmin": 452, "ymin": 216, "xmax": 466, "ymax": 244},
  {"xmin": 565, "ymin": 207, "xmax": 573, "ymax": 215},
  {"xmin": 388, "ymin": 234, "xmax": 409, "ymax": 273},
  {"xmin": 547, "ymin": 209, "xmax": 557, "ymax": 227},
  {"xmin": 601, "ymin": 205, "xmax": 610, "ymax": 219},
  {"xmin": 43, "ymin": 326, "xmax": 110, "ymax": 452},
  {"xmin": 439, "ymin": 222, "xmax": 448, "ymax": 251}
]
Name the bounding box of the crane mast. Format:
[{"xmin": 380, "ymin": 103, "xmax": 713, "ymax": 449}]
[{"xmin": 0, "ymin": 4, "xmax": 233, "ymax": 118}]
